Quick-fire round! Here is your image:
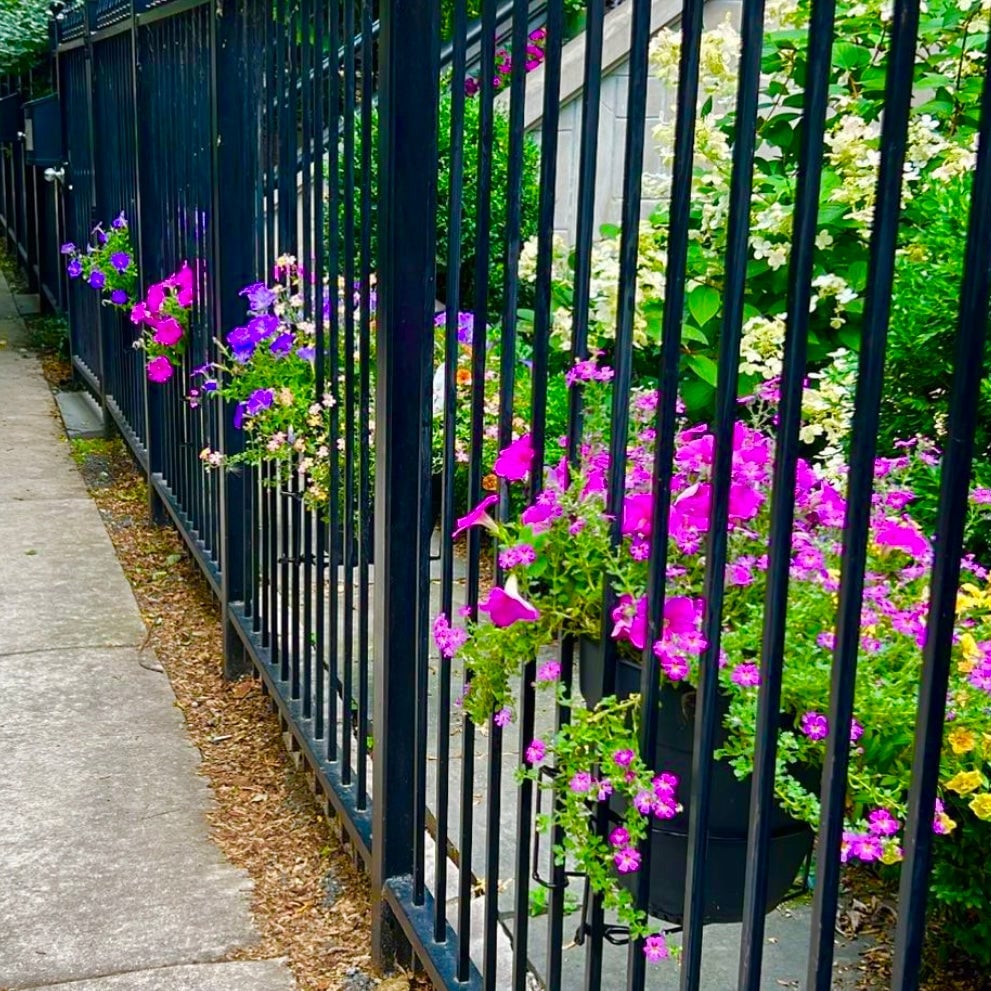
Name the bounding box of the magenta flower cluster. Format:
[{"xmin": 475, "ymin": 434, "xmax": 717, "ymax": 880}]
[
  {"xmin": 464, "ymin": 27, "xmax": 547, "ymax": 96},
  {"xmin": 132, "ymin": 263, "xmax": 195, "ymax": 383}
]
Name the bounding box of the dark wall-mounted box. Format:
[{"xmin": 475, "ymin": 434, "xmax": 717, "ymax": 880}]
[
  {"xmin": 0, "ymin": 93, "xmax": 22, "ymax": 143},
  {"xmin": 23, "ymin": 94, "xmax": 62, "ymax": 168}
]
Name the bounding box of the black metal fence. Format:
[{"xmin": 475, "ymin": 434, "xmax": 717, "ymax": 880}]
[
  {"xmin": 6, "ymin": 0, "xmax": 991, "ymax": 989},
  {"xmin": 0, "ymin": 64, "xmax": 64, "ymax": 312}
]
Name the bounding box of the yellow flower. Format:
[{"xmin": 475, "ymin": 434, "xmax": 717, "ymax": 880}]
[
  {"xmin": 957, "ymin": 586, "xmax": 982, "ymax": 612},
  {"xmin": 935, "ymin": 812, "xmax": 958, "ymax": 834},
  {"xmin": 958, "ymin": 633, "xmax": 981, "ymax": 673},
  {"xmin": 945, "ymin": 770, "xmax": 984, "ymax": 795},
  {"xmin": 949, "ymin": 727, "xmax": 977, "ymax": 755},
  {"xmin": 880, "ymin": 844, "xmax": 903, "ymax": 866},
  {"xmin": 969, "ymin": 793, "xmax": 991, "ymax": 821}
]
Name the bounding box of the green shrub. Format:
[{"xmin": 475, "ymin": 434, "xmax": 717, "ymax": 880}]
[
  {"xmin": 332, "ymin": 90, "xmax": 541, "ymax": 320},
  {"xmin": 0, "ymin": 1, "xmax": 49, "ymax": 76}
]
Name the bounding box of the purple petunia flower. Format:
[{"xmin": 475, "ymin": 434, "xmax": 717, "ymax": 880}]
[
  {"xmin": 570, "ymin": 772, "xmax": 593, "ymax": 794},
  {"xmin": 800, "ymin": 711, "xmax": 830, "ymax": 741},
  {"xmin": 296, "ymin": 346, "xmax": 316, "ymax": 362},
  {"xmin": 245, "ymin": 388, "xmax": 274, "ymax": 416},
  {"xmin": 614, "ymin": 846, "xmax": 641, "ymax": 874},
  {"xmin": 270, "ymin": 331, "xmax": 294, "ymax": 355},
  {"xmin": 110, "ymin": 252, "xmax": 131, "ymax": 272},
  {"xmin": 609, "ymin": 826, "xmax": 630, "ymax": 847},
  {"xmin": 613, "ymin": 749, "xmax": 635, "ymax": 768},
  {"xmin": 67, "ymin": 258, "xmax": 83, "ymax": 278},
  {"xmin": 525, "ymin": 738, "xmax": 546, "ymax": 764},
  {"xmin": 109, "ymin": 289, "xmax": 128, "ymax": 306},
  {"xmin": 868, "ymin": 808, "xmax": 901, "ymax": 837},
  {"xmin": 88, "ymin": 270, "xmax": 106, "ymax": 290},
  {"xmin": 239, "ymin": 281, "xmax": 277, "ymax": 313},
  {"xmin": 731, "ymin": 663, "xmax": 761, "ymax": 688},
  {"xmin": 643, "ymin": 934, "xmax": 670, "ymax": 963},
  {"xmin": 60, "ymin": 242, "xmax": 76, "ymax": 255}
]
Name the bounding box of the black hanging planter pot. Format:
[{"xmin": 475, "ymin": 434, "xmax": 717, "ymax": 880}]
[{"xmin": 578, "ymin": 638, "xmax": 815, "ymax": 925}]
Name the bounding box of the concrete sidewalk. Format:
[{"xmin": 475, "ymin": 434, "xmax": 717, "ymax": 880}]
[{"xmin": 0, "ymin": 277, "xmax": 294, "ymax": 990}]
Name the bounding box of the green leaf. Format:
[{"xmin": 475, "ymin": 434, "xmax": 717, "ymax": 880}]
[
  {"xmin": 687, "ymin": 284, "xmax": 721, "ymax": 328},
  {"xmin": 833, "ymin": 42, "xmax": 872, "ymax": 71},
  {"xmin": 686, "ymin": 353, "xmax": 719, "ymax": 387},
  {"xmin": 680, "ymin": 323, "xmax": 710, "ymax": 346},
  {"xmin": 681, "ymin": 377, "xmax": 715, "ymax": 413}
]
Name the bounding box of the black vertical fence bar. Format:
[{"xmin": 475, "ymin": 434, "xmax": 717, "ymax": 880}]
[
  {"xmin": 736, "ymin": 0, "xmax": 835, "ymax": 986},
  {"xmin": 481, "ymin": 0, "xmax": 527, "ymax": 978},
  {"xmin": 326, "ymin": 0, "xmax": 341, "ymax": 765},
  {"xmin": 412, "ymin": 0, "xmax": 439, "ymax": 909},
  {"xmin": 806, "ymin": 0, "xmax": 921, "ymax": 984},
  {"xmin": 213, "ymin": 0, "xmax": 259, "ymax": 678},
  {"xmin": 586, "ymin": 1, "xmax": 651, "ymax": 986},
  {"xmin": 342, "ymin": 0, "xmax": 357, "ymax": 789},
  {"xmin": 136, "ymin": 14, "xmax": 166, "ymax": 525},
  {"xmin": 312, "ymin": 0, "xmax": 327, "ymax": 742},
  {"xmin": 356, "ymin": 0, "xmax": 375, "ymax": 815},
  {"xmin": 680, "ymin": 0, "xmax": 767, "ymax": 983},
  {"xmin": 460, "ymin": 0, "xmax": 496, "ymax": 978},
  {"xmin": 300, "ymin": 0, "xmax": 314, "ymax": 720},
  {"xmin": 513, "ymin": 0, "xmax": 563, "ymax": 984},
  {"xmin": 891, "ymin": 26, "xmax": 991, "ymax": 989},
  {"xmin": 84, "ymin": 0, "xmax": 108, "ymax": 425},
  {"xmin": 626, "ymin": 0, "xmax": 705, "ymax": 986},
  {"xmin": 551, "ymin": 1, "xmax": 605, "ymax": 985},
  {"xmin": 567, "ymin": 0, "xmax": 604, "ymax": 444},
  {"xmin": 435, "ymin": 0, "xmax": 468, "ymax": 944},
  {"xmin": 373, "ymin": 0, "xmax": 438, "ymax": 969}
]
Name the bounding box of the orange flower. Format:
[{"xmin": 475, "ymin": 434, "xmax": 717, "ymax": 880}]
[
  {"xmin": 456, "ymin": 368, "xmax": 472, "ymax": 386},
  {"xmin": 482, "ymin": 473, "xmax": 499, "ymax": 492}
]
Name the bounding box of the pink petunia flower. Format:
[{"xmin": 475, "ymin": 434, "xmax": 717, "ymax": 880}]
[
  {"xmin": 146, "ymin": 355, "xmax": 173, "ymax": 383},
  {"xmin": 151, "ymin": 317, "xmax": 183, "ymax": 347},
  {"xmin": 479, "ymin": 576, "xmax": 540, "ymax": 628},
  {"xmin": 643, "ymin": 934, "xmax": 670, "ymax": 963},
  {"xmin": 875, "ymin": 519, "xmax": 931, "ymax": 558},
  {"xmin": 452, "ymin": 494, "xmax": 498, "ymax": 538},
  {"xmin": 613, "ymin": 845, "xmax": 641, "ymax": 874},
  {"xmin": 611, "ymin": 594, "xmax": 648, "ymax": 651},
  {"xmin": 800, "ymin": 711, "xmax": 829, "ymax": 741},
  {"xmin": 494, "ymin": 433, "xmax": 535, "ymax": 481}
]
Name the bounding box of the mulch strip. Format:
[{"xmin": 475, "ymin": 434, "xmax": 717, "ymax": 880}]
[{"xmin": 76, "ymin": 438, "xmax": 421, "ymax": 991}]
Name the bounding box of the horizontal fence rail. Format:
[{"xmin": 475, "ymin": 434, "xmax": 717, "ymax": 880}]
[{"xmin": 4, "ymin": 0, "xmax": 988, "ymax": 989}]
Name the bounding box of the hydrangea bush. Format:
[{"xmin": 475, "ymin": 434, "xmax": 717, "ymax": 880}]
[
  {"xmin": 438, "ymin": 359, "xmax": 991, "ymax": 955},
  {"xmin": 62, "ymin": 213, "xmax": 138, "ymax": 309},
  {"xmin": 519, "ymin": 0, "xmax": 988, "ymax": 425}
]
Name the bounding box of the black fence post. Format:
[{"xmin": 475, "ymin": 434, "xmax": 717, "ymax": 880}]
[
  {"xmin": 82, "ymin": 0, "xmax": 111, "ymax": 437},
  {"xmin": 372, "ymin": 0, "xmax": 440, "ymax": 971},
  {"xmin": 210, "ymin": 0, "xmax": 263, "ymax": 679},
  {"xmin": 131, "ymin": 0, "xmax": 166, "ymax": 525}
]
